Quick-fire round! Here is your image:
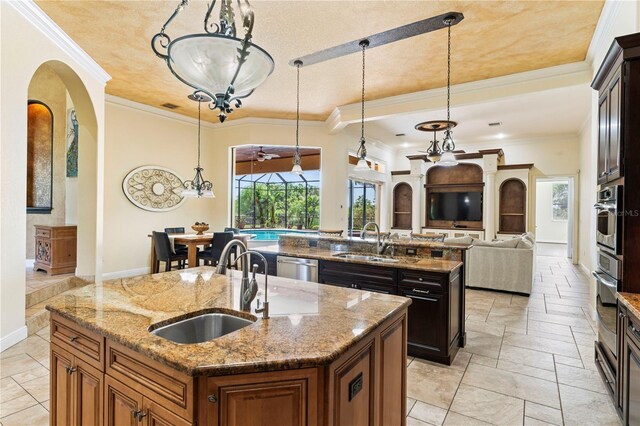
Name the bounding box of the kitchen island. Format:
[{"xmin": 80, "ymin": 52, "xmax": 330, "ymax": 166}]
[
  {"xmin": 250, "ymin": 234, "xmax": 467, "ymax": 365},
  {"xmin": 46, "ymin": 267, "xmax": 410, "ymax": 426}
]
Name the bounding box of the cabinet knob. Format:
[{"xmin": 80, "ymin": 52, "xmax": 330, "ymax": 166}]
[
  {"xmin": 418, "ymin": 277, "xmax": 424, "ymax": 282},
  {"xmin": 208, "ymin": 394, "xmax": 218, "ymax": 403},
  {"xmin": 65, "ymin": 366, "xmax": 77, "ymax": 374},
  {"xmin": 619, "ymin": 312, "xmax": 626, "ymax": 319},
  {"xmin": 412, "ymin": 288, "xmax": 430, "ymax": 295},
  {"xmin": 69, "ymin": 336, "xmax": 78, "ymax": 342}
]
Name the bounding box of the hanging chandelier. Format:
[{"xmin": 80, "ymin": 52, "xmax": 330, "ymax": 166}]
[
  {"xmin": 415, "ymin": 15, "xmax": 459, "ymax": 166},
  {"xmin": 354, "ymin": 40, "xmax": 371, "ymax": 172},
  {"xmin": 291, "ymin": 60, "xmax": 303, "ymax": 174},
  {"xmin": 151, "ymin": 0, "xmax": 275, "ymax": 123},
  {"xmin": 182, "ymin": 94, "xmax": 214, "ymax": 198}
]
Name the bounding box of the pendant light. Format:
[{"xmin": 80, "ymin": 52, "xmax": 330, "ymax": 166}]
[
  {"xmin": 291, "ymin": 60, "xmax": 303, "ymax": 174},
  {"xmin": 182, "ymin": 94, "xmax": 214, "ymax": 198},
  {"xmin": 438, "ymin": 16, "xmax": 459, "ymax": 167},
  {"xmin": 151, "ymin": 0, "xmax": 274, "ymax": 123},
  {"xmin": 354, "ymin": 40, "xmax": 371, "ymax": 172}
]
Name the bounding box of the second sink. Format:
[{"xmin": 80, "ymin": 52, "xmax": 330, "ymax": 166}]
[{"xmin": 150, "ymin": 313, "xmax": 255, "ymax": 344}]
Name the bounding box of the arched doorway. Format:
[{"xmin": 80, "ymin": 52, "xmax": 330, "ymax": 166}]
[{"xmin": 21, "ymin": 61, "xmax": 101, "ymax": 336}]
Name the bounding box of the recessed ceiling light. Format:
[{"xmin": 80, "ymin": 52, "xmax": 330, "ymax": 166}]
[
  {"xmin": 497, "ymin": 133, "xmax": 506, "ymax": 139},
  {"xmin": 161, "ymin": 103, "xmax": 179, "ymax": 109},
  {"xmin": 488, "ymin": 121, "xmax": 503, "ymax": 127},
  {"xmin": 402, "ymin": 142, "xmax": 410, "ymax": 148},
  {"xmin": 395, "ymin": 133, "xmax": 406, "ymax": 137}
]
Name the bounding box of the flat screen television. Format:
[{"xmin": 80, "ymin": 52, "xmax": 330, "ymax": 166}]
[{"xmin": 428, "ymin": 192, "xmax": 483, "ymax": 222}]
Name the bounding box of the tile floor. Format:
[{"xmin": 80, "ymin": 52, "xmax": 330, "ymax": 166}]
[
  {"xmin": 25, "ymin": 269, "xmax": 75, "ymax": 294},
  {"xmin": 1, "ymin": 255, "xmax": 620, "ymax": 425}
]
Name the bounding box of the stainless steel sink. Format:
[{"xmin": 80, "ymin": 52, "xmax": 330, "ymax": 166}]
[
  {"xmin": 333, "ymin": 253, "xmax": 400, "ymax": 263},
  {"xmin": 150, "ymin": 313, "xmax": 255, "ymax": 344}
]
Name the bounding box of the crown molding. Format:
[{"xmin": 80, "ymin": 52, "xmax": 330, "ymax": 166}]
[
  {"xmin": 586, "ymin": 0, "xmax": 623, "ymax": 67},
  {"xmin": 8, "ymin": 0, "xmax": 111, "ymax": 84},
  {"xmin": 327, "ymin": 61, "xmax": 591, "ymax": 132},
  {"xmin": 106, "ymin": 95, "xmax": 325, "ymax": 130}
]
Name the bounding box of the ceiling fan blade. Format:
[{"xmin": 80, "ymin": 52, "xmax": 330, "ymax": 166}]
[{"xmin": 289, "ymin": 12, "xmax": 463, "ymax": 67}]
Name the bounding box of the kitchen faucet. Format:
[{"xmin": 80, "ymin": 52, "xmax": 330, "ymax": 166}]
[
  {"xmin": 217, "ymin": 241, "xmax": 269, "ymax": 319},
  {"xmin": 361, "ymin": 222, "xmax": 388, "ymax": 255}
]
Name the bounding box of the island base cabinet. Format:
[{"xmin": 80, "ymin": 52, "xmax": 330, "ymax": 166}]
[
  {"xmin": 105, "ymin": 375, "xmax": 193, "ymax": 426},
  {"xmin": 199, "ymin": 369, "xmax": 319, "ymax": 426},
  {"xmin": 620, "ymin": 305, "xmax": 640, "ymax": 426},
  {"xmin": 51, "ymin": 343, "xmax": 103, "ymax": 426}
]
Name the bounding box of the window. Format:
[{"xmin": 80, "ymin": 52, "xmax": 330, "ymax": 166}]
[
  {"xmin": 234, "ymin": 170, "xmax": 320, "ymax": 229},
  {"xmin": 552, "ymin": 182, "xmax": 569, "ymax": 221},
  {"xmin": 348, "ymin": 179, "xmax": 377, "ymax": 235}
]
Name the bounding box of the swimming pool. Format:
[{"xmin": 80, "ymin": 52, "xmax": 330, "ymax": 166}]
[{"xmin": 239, "ymin": 229, "xmax": 317, "ymax": 241}]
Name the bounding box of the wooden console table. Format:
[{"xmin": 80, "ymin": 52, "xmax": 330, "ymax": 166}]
[{"xmin": 34, "ymin": 225, "xmax": 77, "ymax": 275}]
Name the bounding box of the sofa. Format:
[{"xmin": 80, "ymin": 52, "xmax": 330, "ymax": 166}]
[{"xmin": 445, "ymin": 233, "xmax": 535, "ymax": 295}]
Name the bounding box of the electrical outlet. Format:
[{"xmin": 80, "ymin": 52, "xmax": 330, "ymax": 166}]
[
  {"xmin": 405, "ymin": 248, "xmax": 417, "ymax": 256},
  {"xmin": 309, "ymin": 240, "xmax": 318, "ymax": 248},
  {"xmin": 349, "ymin": 373, "xmax": 363, "ymax": 401},
  {"xmin": 431, "ymin": 249, "xmax": 444, "ymax": 258}
]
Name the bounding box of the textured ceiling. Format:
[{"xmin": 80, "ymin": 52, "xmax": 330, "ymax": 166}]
[{"xmin": 36, "ymin": 0, "xmax": 604, "ymax": 123}]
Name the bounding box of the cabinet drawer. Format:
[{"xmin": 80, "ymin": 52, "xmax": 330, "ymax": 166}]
[
  {"xmin": 627, "ymin": 313, "xmax": 640, "ymax": 348},
  {"xmin": 36, "ymin": 227, "xmax": 51, "ymax": 238},
  {"xmin": 319, "ymin": 260, "xmax": 396, "ymax": 287},
  {"xmin": 51, "ymin": 315, "xmax": 104, "ymax": 371},
  {"xmin": 319, "ymin": 272, "xmax": 395, "ymax": 294},
  {"xmin": 106, "ymin": 340, "xmax": 194, "ymax": 421},
  {"xmin": 398, "ymin": 269, "xmax": 448, "ymax": 292}
]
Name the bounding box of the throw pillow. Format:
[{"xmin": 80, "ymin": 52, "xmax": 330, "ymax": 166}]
[
  {"xmin": 516, "ymin": 239, "xmax": 533, "ymax": 249},
  {"xmin": 472, "ymin": 238, "xmax": 520, "ymax": 248},
  {"xmin": 443, "ymin": 236, "xmax": 473, "ymax": 245}
]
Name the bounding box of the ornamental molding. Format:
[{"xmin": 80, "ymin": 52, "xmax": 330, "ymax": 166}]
[{"xmin": 122, "ymin": 166, "xmax": 186, "ymax": 212}]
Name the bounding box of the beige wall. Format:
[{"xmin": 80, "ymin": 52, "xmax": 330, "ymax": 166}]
[
  {"xmin": 1, "ymin": 2, "xmax": 107, "ymax": 349},
  {"xmin": 26, "ymin": 65, "xmax": 69, "ymax": 258},
  {"xmin": 102, "ymin": 100, "xmax": 397, "ymax": 275}
]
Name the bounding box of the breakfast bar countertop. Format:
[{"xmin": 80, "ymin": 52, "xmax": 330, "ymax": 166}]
[
  {"xmin": 46, "ymin": 267, "xmax": 410, "ymax": 376},
  {"xmin": 255, "ymin": 244, "xmax": 463, "ymax": 273}
]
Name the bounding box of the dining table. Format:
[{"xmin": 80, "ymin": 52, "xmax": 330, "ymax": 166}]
[{"xmin": 148, "ymin": 232, "xmax": 254, "ymax": 273}]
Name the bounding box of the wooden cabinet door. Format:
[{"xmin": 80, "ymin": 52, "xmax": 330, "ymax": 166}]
[
  {"xmin": 51, "ymin": 344, "xmax": 74, "ymax": 425},
  {"xmin": 105, "ymin": 375, "xmax": 143, "ymax": 426},
  {"xmin": 333, "ymin": 341, "xmax": 375, "ymax": 426},
  {"xmin": 143, "ymin": 397, "xmax": 193, "ymax": 426},
  {"xmin": 379, "ymin": 318, "xmax": 406, "ymax": 426},
  {"xmin": 203, "ymin": 369, "xmax": 318, "ymax": 426},
  {"xmin": 73, "ymin": 357, "xmax": 103, "ymax": 426},
  {"xmin": 398, "ymin": 287, "xmax": 447, "ymax": 358},
  {"xmin": 607, "ymin": 73, "xmax": 622, "ymax": 178},
  {"xmin": 625, "ymin": 337, "xmax": 640, "ymax": 426},
  {"xmin": 598, "ymin": 93, "xmax": 609, "ymax": 183}
]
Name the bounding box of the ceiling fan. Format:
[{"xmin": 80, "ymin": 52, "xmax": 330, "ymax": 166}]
[{"xmin": 255, "ymin": 146, "xmax": 281, "ymax": 162}]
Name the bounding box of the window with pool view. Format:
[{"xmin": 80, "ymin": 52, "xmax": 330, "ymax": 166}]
[
  {"xmin": 232, "ymin": 146, "xmax": 321, "ymax": 231},
  {"xmin": 348, "ymin": 179, "xmax": 377, "ymax": 236}
]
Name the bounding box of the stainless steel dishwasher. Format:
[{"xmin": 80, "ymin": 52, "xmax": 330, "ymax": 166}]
[{"xmin": 277, "ymin": 256, "xmax": 318, "ymax": 282}]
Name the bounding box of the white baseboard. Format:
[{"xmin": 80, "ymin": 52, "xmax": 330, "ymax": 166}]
[
  {"xmin": 101, "ymin": 267, "xmax": 150, "ymax": 280},
  {"xmin": 0, "ymin": 326, "xmax": 28, "ymax": 352},
  {"xmin": 25, "ymin": 259, "xmax": 35, "ymax": 268},
  {"xmin": 578, "ymin": 262, "xmax": 592, "ymax": 278}
]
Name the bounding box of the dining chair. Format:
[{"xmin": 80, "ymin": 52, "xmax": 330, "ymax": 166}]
[
  {"xmin": 153, "ymin": 231, "xmax": 188, "ymax": 272},
  {"xmin": 165, "ymin": 227, "xmax": 187, "ymax": 251},
  {"xmin": 197, "ymin": 232, "xmax": 234, "ymax": 267},
  {"xmin": 224, "ymin": 227, "xmax": 240, "ymax": 234}
]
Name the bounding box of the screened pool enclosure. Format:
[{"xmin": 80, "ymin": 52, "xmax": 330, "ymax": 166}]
[{"xmin": 234, "ymin": 170, "xmax": 320, "ymax": 230}]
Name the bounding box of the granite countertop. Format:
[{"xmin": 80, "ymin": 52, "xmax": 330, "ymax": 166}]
[
  {"xmin": 619, "ymin": 292, "xmax": 640, "ymax": 320},
  {"xmin": 46, "ymin": 267, "xmax": 410, "ymax": 376},
  {"xmin": 256, "ymin": 244, "xmax": 463, "ymax": 273}
]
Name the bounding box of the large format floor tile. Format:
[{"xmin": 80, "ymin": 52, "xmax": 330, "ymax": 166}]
[{"xmin": 449, "ymin": 384, "xmax": 524, "ymax": 425}]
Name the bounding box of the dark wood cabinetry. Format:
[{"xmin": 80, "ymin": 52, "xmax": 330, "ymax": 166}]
[
  {"xmin": 499, "ymin": 178, "xmax": 526, "ymax": 234},
  {"xmin": 250, "ymin": 252, "xmax": 278, "ymax": 276},
  {"xmin": 319, "ymin": 260, "xmax": 464, "ymax": 365},
  {"xmin": 619, "ymin": 305, "xmax": 640, "ymax": 426},
  {"xmin": 592, "ymin": 33, "xmax": 640, "ymax": 294},
  {"xmin": 392, "ymin": 182, "xmax": 413, "ymax": 230}
]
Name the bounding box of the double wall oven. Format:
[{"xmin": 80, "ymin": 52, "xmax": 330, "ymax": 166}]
[{"xmin": 594, "ymin": 184, "xmax": 623, "ymax": 390}]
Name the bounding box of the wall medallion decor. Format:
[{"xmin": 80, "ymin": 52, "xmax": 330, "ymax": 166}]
[
  {"xmin": 122, "ymin": 166, "xmax": 186, "ymax": 212},
  {"xmin": 66, "ymin": 109, "xmax": 78, "ymax": 178}
]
